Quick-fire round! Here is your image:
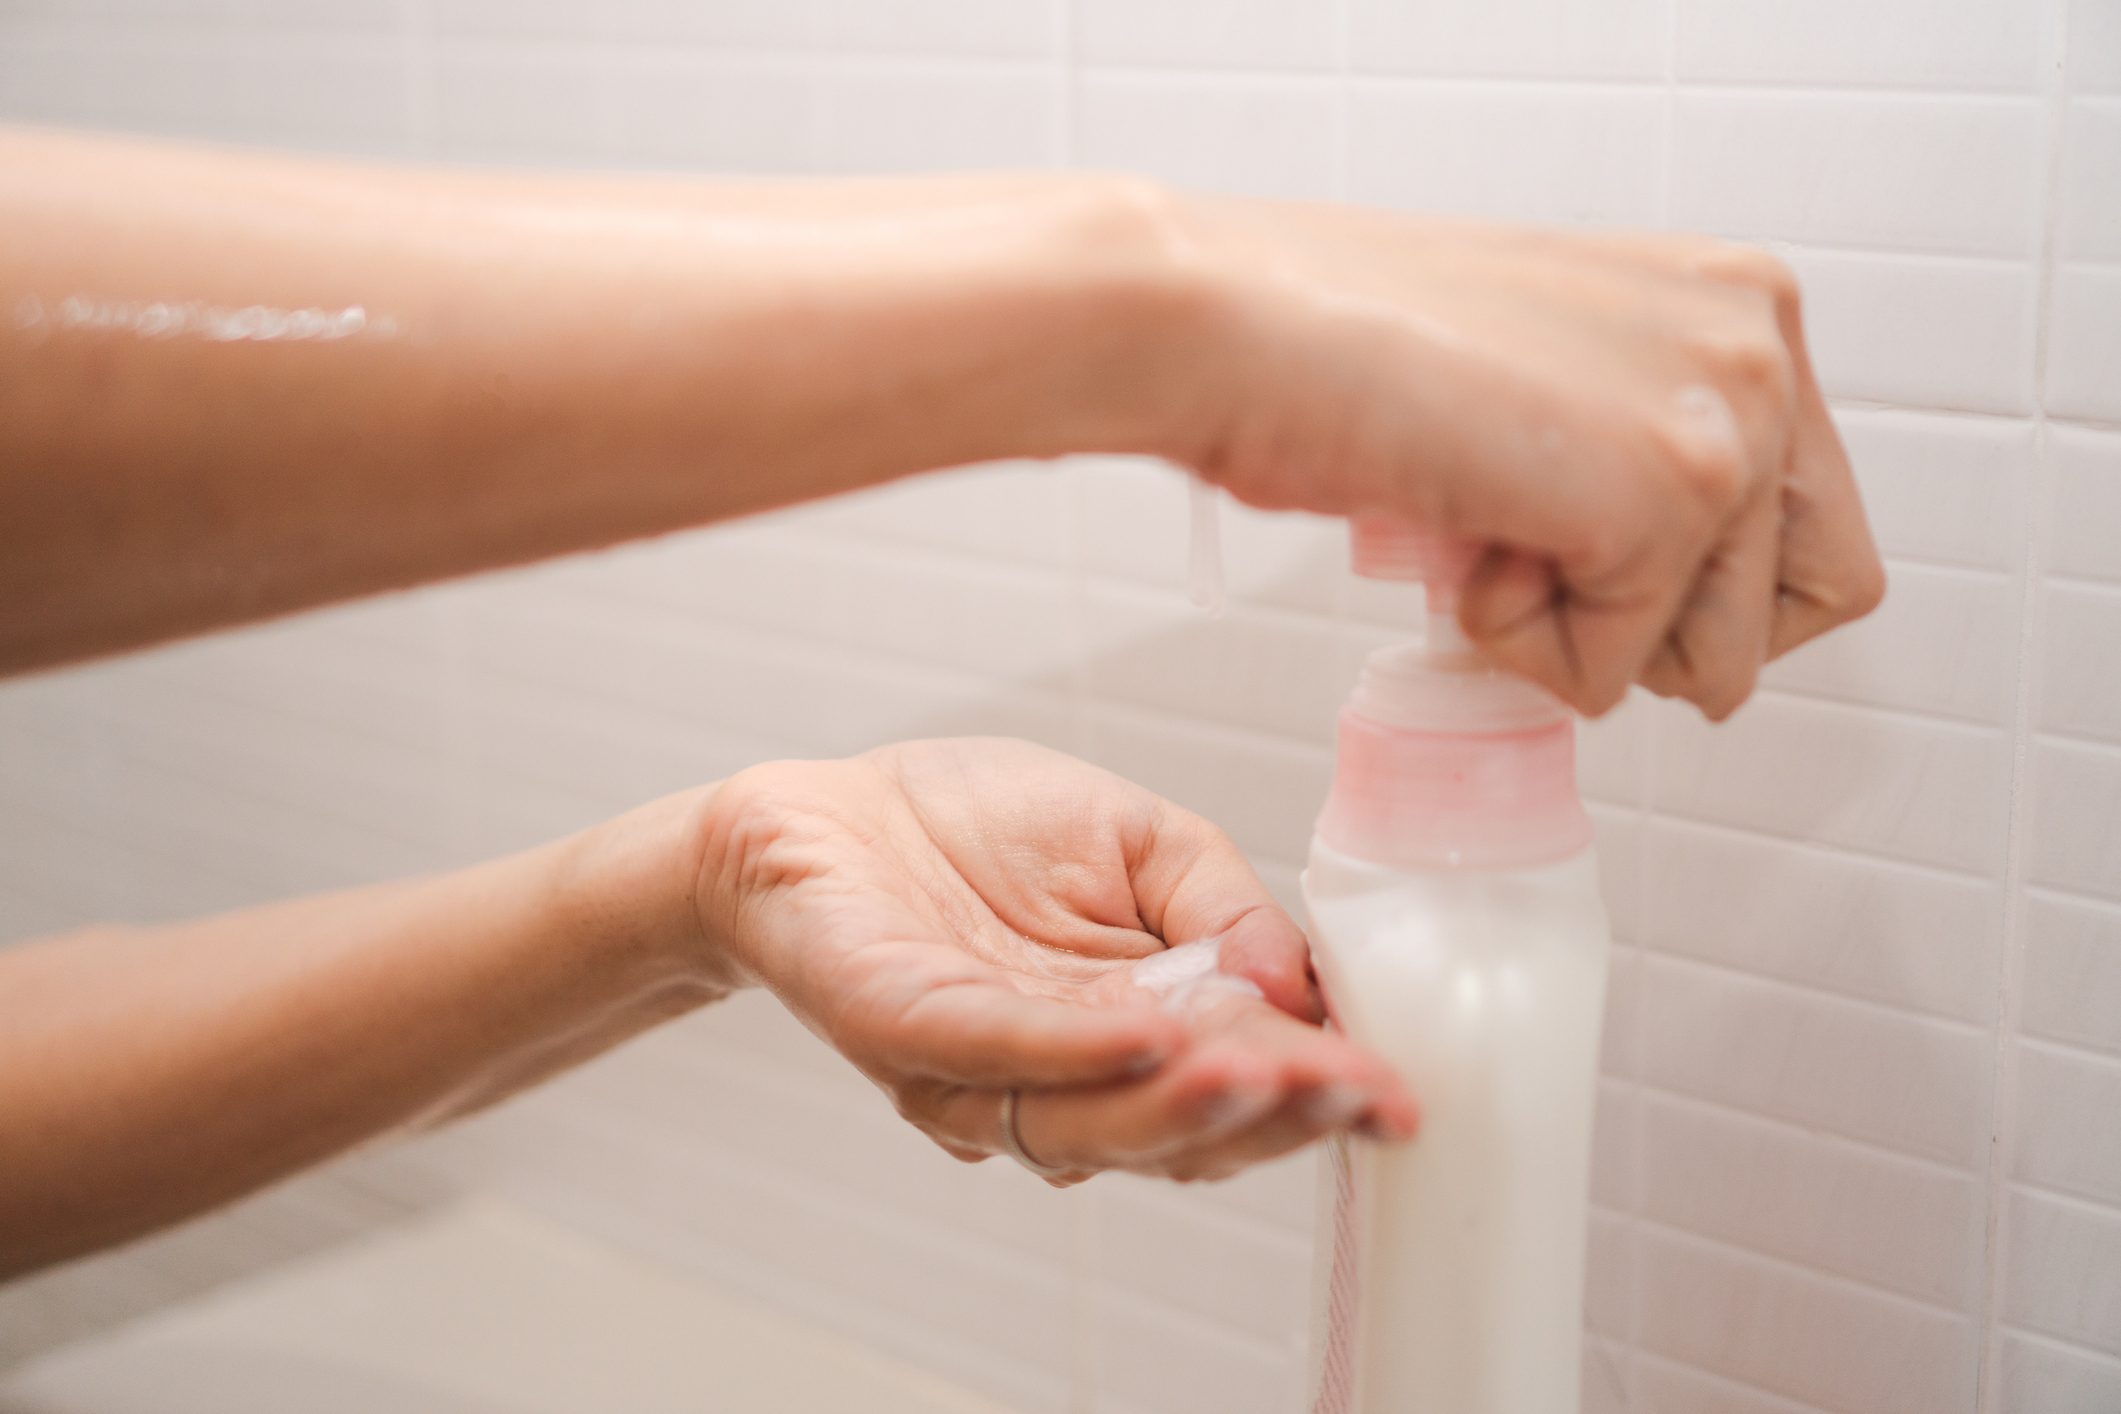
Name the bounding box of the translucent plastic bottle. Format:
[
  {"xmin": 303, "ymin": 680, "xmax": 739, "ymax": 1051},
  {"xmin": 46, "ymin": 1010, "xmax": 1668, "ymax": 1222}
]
[{"xmin": 1304, "ymin": 519, "xmax": 1612, "ymax": 1414}]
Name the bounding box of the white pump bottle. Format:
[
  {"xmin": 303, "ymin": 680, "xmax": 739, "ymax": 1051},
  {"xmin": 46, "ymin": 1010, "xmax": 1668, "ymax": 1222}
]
[{"xmin": 1303, "ymin": 519, "xmax": 1612, "ymax": 1414}]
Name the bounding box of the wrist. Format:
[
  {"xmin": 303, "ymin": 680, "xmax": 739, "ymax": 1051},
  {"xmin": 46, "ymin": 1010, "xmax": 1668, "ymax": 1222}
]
[
  {"xmin": 995, "ymin": 174, "xmax": 1237, "ymax": 465},
  {"xmin": 551, "ymin": 786, "xmax": 749, "ymax": 1002}
]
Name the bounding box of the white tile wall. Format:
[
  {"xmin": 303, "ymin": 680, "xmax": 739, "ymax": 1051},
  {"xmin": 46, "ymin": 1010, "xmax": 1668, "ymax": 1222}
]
[
  {"xmin": 1673, "ymin": 0, "xmax": 2047, "ymax": 90},
  {"xmin": 1076, "ymin": 73, "xmax": 1341, "ymax": 200},
  {"xmin": 1077, "ymin": 0, "xmax": 1338, "ymax": 73},
  {"xmin": 1349, "ymin": 0, "xmax": 1666, "ymax": 80},
  {"xmin": 3, "ymin": 2, "xmax": 2118, "ymax": 1412},
  {"xmin": 1346, "ymin": 83, "xmax": 1666, "ymax": 226},
  {"xmin": 1670, "ymin": 94, "xmax": 2045, "ymax": 258}
]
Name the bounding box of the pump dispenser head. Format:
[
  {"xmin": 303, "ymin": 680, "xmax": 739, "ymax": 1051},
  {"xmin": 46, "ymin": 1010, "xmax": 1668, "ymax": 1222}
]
[
  {"xmin": 1322, "ymin": 515, "xmax": 1590, "ymax": 868},
  {"xmin": 1350, "ymin": 514, "xmax": 1477, "ymax": 654},
  {"xmin": 1344, "ymin": 515, "xmax": 1566, "ymax": 732}
]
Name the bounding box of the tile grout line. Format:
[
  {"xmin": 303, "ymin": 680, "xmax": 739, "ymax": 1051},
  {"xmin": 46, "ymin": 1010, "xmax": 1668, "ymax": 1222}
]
[
  {"xmin": 1052, "ymin": 14, "xmax": 1107, "ymax": 1414},
  {"xmin": 1610, "ymin": 7, "xmax": 1688, "ymax": 1410},
  {"xmin": 1972, "ymin": 0, "xmax": 2076, "ymax": 1408},
  {"xmin": 397, "ymin": 0, "xmax": 437, "ymax": 159}
]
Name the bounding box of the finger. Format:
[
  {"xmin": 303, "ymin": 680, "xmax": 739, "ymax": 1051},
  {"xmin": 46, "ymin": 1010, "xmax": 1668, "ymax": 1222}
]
[
  {"xmin": 1124, "ymin": 804, "xmax": 1321, "ymax": 1022},
  {"xmin": 1461, "ymin": 378, "xmax": 1768, "ymax": 715},
  {"xmin": 1766, "ymin": 304, "xmax": 1887, "ymax": 656},
  {"xmin": 1459, "ymin": 544, "xmax": 1681, "ymax": 716},
  {"xmin": 1009, "ymin": 996, "xmax": 1414, "ymax": 1177},
  {"xmin": 1162, "ymin": 1080, "xmax": 1400, "ymax": 1183},
  {"xmin": 1637, "ymin": 476, "xmax": 1780, "ymax": 719},
  {"xmin": 926, "ymin": 1040, "xmax": 1284, "ymax": 1179},
  {"xmin": 1142, "ymin": 1002, "xmax": 1418, "ymax": 1181},
  {"xmin": 841, "ymin": 946, "xmax": 1186, "ymax": 1089}
]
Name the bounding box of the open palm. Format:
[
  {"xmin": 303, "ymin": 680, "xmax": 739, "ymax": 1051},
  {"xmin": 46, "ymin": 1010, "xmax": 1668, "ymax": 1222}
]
[{"xmin": 691, "ymin": 737, "xmax": 1415, "ymax": 1184}]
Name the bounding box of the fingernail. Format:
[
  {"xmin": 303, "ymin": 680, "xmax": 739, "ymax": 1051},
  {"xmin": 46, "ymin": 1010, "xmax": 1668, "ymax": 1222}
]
[
  {"xmin": 1356, "ymin": 1109, "xmax": 1419, "ymax": 1144},
  {"xmin": 1125, "ymin": 1047, "xmax": 1170, "ymax": 1078},
  {"xmin": 1299, "ymin": 1084, "xmax": 1371, "ymax": 1132},
  {"xmin": 1203, "ymin": 1084, "xmax": 1279, "ymax": 1131}
]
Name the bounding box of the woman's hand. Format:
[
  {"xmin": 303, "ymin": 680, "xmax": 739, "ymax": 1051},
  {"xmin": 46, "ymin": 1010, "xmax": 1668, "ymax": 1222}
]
[
  {"xmin": 689, "ymin": 737, "xmax": 1417, "ymax": 1186},
  {"xmin": 1139, "ymin": 197, "xmax": 1886, "ymax": 719}
]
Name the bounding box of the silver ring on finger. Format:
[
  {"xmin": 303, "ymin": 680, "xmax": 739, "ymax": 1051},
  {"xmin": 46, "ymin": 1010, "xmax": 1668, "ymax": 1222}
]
[{"xmin": 999, "ymin": 1088, "xmax": 1073, "ymax": 1181}]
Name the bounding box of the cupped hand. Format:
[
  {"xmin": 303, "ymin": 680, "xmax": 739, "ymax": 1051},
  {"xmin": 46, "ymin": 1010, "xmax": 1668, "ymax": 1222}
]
[
  {"xmin": 689, "ymin": 737, "xmax": 1416, "ymax": 1185},
  {"xmin": 1152, "ymin": 198, "xmax": 1886, "ymax": 719}
]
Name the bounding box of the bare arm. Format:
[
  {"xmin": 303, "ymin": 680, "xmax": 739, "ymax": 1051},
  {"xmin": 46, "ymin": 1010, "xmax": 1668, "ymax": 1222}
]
[
  {"xmin": 0, "ymin": 790, "xmax": 724, "ymax": 1276},
  {"xmin": 0, "ymin": 129, "xmax": 1185, "ymax": 675},
  {"xmin": 0, "ymin": 746, "xmax": 1418, "ymax": 1279},
  {"xmin": 2, "ymin": 127, "xmax": 1879, "ymax": 713}
]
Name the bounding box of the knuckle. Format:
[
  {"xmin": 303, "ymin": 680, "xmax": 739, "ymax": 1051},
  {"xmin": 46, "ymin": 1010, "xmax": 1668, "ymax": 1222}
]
[
  {"xmin": 1711, "ymin": 331, "xmax": 1798, "ymax": 411},
  {"xmin": 1655, "ymin": 419, "xmax": 1751, "ymax": 512},
  {"xmin": 1698, "ymin": 243, "xmax": 1802, "ymax": 311}
]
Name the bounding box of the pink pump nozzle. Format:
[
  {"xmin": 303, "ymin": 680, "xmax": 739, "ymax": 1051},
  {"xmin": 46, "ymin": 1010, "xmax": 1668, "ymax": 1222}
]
[
  {"xmin": 1350, "ymin": 514, "xmax": 1480, "ymax": 651},
  {"xmin": 1349, "ymin": 514, "xmax": 1476, "ymax": 596}
]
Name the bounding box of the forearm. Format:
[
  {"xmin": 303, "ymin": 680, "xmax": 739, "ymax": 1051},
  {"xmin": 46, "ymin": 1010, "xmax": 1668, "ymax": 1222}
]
[
  {"xmin": 0, "ymin": 129, "xmax": 1198, "ymax": 674},
  {"xmin": 0, "ymin": 788, "xmax": 729, "ymax": 1278}
]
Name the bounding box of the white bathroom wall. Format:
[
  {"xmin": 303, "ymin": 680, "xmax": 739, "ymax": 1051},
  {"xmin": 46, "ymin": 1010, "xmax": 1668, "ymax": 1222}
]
[{"xmin": 1, "ymin": 2, "xmax": 2116, "ymax": 1411}]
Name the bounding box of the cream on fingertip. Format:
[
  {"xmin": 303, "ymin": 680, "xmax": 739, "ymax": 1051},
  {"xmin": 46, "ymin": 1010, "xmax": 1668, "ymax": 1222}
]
[{"xmin": 1130, "ymin": 934, "xmax": 1264, "ymax": 1016}]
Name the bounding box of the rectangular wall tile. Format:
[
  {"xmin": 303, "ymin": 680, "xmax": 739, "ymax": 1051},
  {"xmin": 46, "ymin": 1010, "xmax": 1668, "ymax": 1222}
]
[
  {"xmin": 1076, "ymin": 0, "xmax": 1338, "ymax": 72},
  {"xmin": 1093, "ymin": 1285, "xmax": 1296, "ymax": 1414},
  {"xmin": 2050, "ymin": 426, "xmax": 2121, "ymax": 584},
  {"xmin": 1672, "ymin": 95, "xmax": 2043, "ymax": 257},
  {"xmin": 2021, "ymin": 892, "xmax": 2121, "ymax": 1056},
  {"xmin": 432, "ymin": 0, "xmax": 816, "ymax": 47},
  {"xmin": 1586, "ymin": 1209, "xmax": 1635, "ymax": 1338},
  {"xmin": 1640, "ymin": 1094, "xmax": 1985, "ymax": 1307},
  {"xmin": 1644, "ymin": 818, "xmax": 2002, "ymax": 1022},
  {"xmin": 815, "ymin": 62, "xmax": 1059, "ymax": 172},
  {"xmin": 1350, "ymin": 0, "xmax": 1666, "ymax": 79},
  {"xmin": 1082, "ymin": 586, "xmax": 1345, "ymax": 743},
  {"xmin": 2069, "ymin": 0, "xmax": 2121, "ymax": 92},
  {"xmin": 0, "ymin": 28, "xmax": 410, "ymax": 153},
  {"xmin": 1076, "ymin": 73, "xmax": 1339, "ymax": 200},
  {"xmin": 2029, "ymin": 741, "xmax": 2121, "ymax": 901},
  {"xmin": 1347, "ymin": 83, "xmax": 1665, "ymax": 226},
  {"xmin": 1085, "ymin": 705, "xmax": 1331, "ymax": 866},
  {"xmin": 2060, "ymin": 100, "xmax": 2121, "ymax": 262},
  {"xmin": 1676, "ymin": 0, "xmax": 2045, "ymax": 89},
  {"xmin": 1078, "ymin": 459, "xmax": 1342, "ymax": 617},
  {"xmin": 1636, "ymin": 1226, "xmax": 1978, "ymax": 1414},
  {"xmin": 2040, "ymin": 584, "xmax": 2121, "ymax": 744},
  {"xmin": 1639, "ymin": 954, "xmax": 1992, "ymax": 1166},
  {"xmin": 1835, "ymin": 408, "xmax": 2031, "ymax": 573},
  {"xmin": 1995, "ymin": 1331, "xmax": 2121, "ymax": 1413},
  {"xmin": 2002, "ymin": 1189, "xmax": 2121, "ymax": 1357},
  {"xmin": 1760, "ymin": 562, "xmax": 2020, "ymax": 723},
  {"xmin": 1653, "ymin": 696, "xmax": 2013, "ymax": 876},
  {"xmin": 2, "ymin": 0, "xmax": 403, "ymax": 34},
  {"xmin": 434, "ymin": 48, "xmax": 818, "ymax": 171},
  {"xmin": 2012, "ymin": 1042, "xmax": 2121, "ymax": 1207},
  {"xmin": 1092, "ymin": 1183, "xmax": 1309, "ymax": 1343},
  {"xmin": 2047, "ymin": 265, "xmax": 2121, "ymax": 423},
  {"xmin": 1631, "ymin": 1355, "xmax": 1835, "ymax": 1414},
  {"xmin": 815, "ymin": 0, "xmax": 1059, "ymax": 59},
  {"xmin": 1790, "ymin": 249, "xmax": 2037, "ymax": 414}
]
